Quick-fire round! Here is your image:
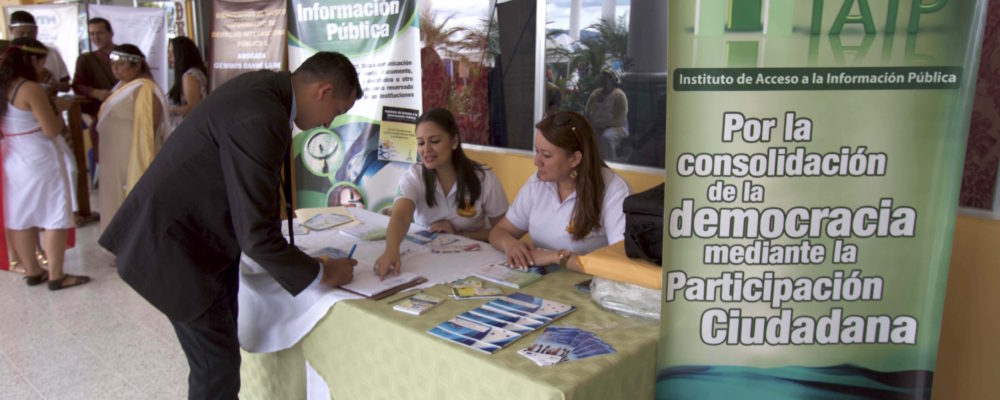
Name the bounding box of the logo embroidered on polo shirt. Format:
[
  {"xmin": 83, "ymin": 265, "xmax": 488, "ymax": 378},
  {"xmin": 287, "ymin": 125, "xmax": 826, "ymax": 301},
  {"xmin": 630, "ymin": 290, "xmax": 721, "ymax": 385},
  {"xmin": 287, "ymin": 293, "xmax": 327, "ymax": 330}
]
[{"xmin": 457, "ymin": 202, "xmax": 477, "ymax": 218}]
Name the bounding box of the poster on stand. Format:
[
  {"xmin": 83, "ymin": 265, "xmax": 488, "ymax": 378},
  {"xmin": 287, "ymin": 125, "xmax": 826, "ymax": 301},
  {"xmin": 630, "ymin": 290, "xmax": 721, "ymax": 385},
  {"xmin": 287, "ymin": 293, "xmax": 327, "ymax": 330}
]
[
  {"xmin": 658, "ymin": 1, "xmax": 988, "ymax": 399},
  {"xmin": 209, "ymin": 0, "xmax": 286, "ymax": 90},
  {"xmin": 4, "ymin": 4, "xmax": 80, "ymax": 81},
  {"xmin": 88, "ymin": 4, "xmax": 168, "ymax": 91},
  {"xmin": 288, "ymin": 0, "xmax": 422, "ymax": 214}
]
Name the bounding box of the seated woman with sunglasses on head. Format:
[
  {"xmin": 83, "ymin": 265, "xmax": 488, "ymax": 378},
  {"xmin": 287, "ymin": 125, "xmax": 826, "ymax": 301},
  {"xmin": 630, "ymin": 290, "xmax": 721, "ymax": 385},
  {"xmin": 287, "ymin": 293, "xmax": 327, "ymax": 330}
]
[
  {"xmin": 374, "ymin": 108, "xmax": 508, "ymax": 279},
  {"xmin": 489, "ymin": 111, "xmax": 631, "ymax": 271}
]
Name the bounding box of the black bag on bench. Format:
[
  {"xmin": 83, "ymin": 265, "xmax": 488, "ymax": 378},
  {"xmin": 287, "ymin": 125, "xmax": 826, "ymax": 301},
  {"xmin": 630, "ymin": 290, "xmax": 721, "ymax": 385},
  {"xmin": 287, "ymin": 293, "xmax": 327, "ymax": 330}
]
[{"xmin": 622, "ymin": 183, "xmax": 664, "ymax": 265}]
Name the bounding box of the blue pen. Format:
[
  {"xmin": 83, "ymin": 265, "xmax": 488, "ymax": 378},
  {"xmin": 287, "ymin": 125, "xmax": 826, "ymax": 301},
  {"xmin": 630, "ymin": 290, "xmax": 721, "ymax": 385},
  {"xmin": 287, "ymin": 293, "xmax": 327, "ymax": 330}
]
[{"xmin": 348, "ymin": 244, "xmax": 357, "ymax": 259}]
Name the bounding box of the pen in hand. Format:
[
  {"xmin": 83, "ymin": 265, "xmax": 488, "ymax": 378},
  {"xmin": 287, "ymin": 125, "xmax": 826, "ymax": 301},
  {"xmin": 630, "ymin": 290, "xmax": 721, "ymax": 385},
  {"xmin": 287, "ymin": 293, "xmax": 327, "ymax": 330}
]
[{"xmin": 348, "ymin": 244, "xmax": 357, "ymax": 259}]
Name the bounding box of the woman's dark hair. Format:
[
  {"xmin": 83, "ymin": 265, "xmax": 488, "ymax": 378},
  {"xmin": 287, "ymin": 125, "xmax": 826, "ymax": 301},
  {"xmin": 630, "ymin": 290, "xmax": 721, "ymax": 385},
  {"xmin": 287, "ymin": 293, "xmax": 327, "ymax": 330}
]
[
  {"xmin": 0, "ymin": 38, "xmax": 47, "ymax": 118},
  {"xmin": 113, "ymin": 44, "xmax": 151, "ymax": 76},
  {"xmin": 168, "ymin": 36, "xmax": 207, "ymax": 104},
  {"xmin": 416, "ymin": 108, "xmax": 484, "ymax": 211},
  {"xmin": 535, "ymin": 111, "xmax": 607, "ymax": 240}
]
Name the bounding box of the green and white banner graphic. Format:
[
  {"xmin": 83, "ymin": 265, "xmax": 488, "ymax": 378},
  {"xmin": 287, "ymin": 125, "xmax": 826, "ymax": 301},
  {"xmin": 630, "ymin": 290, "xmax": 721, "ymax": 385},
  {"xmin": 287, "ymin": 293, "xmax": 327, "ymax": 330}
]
[
  {"xmin": 288, "ymin": 0, "xmax": 420, "ymax": 213},
  {"xmin": 658, "ymin": 1, "xmax": 988, "ymax": 398}
]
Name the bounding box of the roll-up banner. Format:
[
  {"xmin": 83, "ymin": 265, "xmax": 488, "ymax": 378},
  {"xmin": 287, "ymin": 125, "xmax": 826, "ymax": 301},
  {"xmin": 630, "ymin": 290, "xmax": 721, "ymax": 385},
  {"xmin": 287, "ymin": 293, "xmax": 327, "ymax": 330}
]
[
  {"xmin": 88, "ymin": 5, "xmax": 169, "ymax": 91},
  {"xmin": 209, "ymin": 0, "xmax": 287, "ymax": 91},
  {"xmin": 4, "ymin": 4, "xmax": 80, "ymax": 79},
  {"xmin": 658, "ymin": 1, "xmax": 988, "ymax": 399},
  {"xmin": 288, "ymin": 0, "xmax": 421, "ymax": 214}
]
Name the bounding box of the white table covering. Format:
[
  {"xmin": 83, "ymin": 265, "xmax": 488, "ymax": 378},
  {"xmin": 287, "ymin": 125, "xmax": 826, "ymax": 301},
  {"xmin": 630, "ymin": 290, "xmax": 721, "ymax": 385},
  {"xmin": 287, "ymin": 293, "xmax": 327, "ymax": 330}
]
[{"xmin": 237, "ymin": 208, "xmax": 506, "ymax": 353}]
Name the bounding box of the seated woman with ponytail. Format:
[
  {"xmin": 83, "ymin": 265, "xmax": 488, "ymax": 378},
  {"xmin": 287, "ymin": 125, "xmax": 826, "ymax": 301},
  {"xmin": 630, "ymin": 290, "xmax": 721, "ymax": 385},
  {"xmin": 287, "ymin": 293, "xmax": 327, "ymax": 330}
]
[
  {"xmin": 489, "ymin": 111, "xmax": 631, "ymax": 271},
  {"xmin": 374, "ymin": 108, "xmax": 508, "ymax": 279}
]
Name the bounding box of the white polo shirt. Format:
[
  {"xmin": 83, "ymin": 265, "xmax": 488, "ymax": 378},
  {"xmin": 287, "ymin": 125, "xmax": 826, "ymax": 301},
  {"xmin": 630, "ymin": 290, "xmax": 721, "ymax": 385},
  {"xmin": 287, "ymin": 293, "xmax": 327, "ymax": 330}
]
[
  {"xmin": 506, "ymin": 167, "xmax": 630, "ymax": 254},
  {"xmin": 396, "ymin": 164, "xmax": 509, "ymax": 231},
  {"xmin": 44, "ymin": 45, "xmax": 69, "ymax": 81}
]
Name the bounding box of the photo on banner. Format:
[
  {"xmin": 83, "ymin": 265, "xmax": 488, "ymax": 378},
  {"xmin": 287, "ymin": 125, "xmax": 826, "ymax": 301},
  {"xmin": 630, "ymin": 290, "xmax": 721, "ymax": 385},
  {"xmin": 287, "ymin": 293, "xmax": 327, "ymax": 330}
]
[
  {"xmin": 4, "ymin": 4, "xmax": 80, "ymax": 79},
  {"xmin": 209, "ymin": 0, "xmax": 286, "ymax": 90},
  {"xmin": 288, "ymin": 0, "xmax": 422, "ymax": 214},
  {"xmin": 87, "ymin": 4, "xmax": 169, "ymax": 91},
  {"xmin": 658, "ymin": 1, "xmax": 988, "ymax": 399}
]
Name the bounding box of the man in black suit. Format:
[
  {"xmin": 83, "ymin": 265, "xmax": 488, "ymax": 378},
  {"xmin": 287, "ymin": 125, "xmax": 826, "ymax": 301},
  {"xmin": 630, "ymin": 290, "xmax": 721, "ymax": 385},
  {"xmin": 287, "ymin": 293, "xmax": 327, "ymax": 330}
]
[{"xmin": 98, "ymin": 52, "xmax": 363, "ymax": 399}]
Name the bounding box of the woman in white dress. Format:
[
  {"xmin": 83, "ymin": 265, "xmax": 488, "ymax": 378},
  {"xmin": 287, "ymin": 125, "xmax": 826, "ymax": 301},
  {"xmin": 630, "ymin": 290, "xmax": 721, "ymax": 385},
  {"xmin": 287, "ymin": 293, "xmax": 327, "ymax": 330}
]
[
  {"xmin": 489, "ymin": 111, "xmax": 630, "ymax": 271},
  {"xmin": 167, "ymin": 36, "xmax": 208, "ymax": 133},
  {"xmin": 95, "ymin": 44, "xmax": 169, "ymax": 233},
  {"xmin": 1, "ymin": 39, "xmax": 89, "ymax": 289},
  {"xmin": 374, "ymin": 108, "xmax": 509, "ymax": 279}
]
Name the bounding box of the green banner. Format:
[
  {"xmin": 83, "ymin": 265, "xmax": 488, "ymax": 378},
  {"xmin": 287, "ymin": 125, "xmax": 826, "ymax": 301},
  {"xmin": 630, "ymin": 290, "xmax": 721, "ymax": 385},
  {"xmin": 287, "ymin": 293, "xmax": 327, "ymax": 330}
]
[
  {"xmin": 658, "ymin": 1, "xmax": 988, "ymax": 398},
  {"xmin": 287, "ymin": 0, "xmax": 421, "ymax": 214}
]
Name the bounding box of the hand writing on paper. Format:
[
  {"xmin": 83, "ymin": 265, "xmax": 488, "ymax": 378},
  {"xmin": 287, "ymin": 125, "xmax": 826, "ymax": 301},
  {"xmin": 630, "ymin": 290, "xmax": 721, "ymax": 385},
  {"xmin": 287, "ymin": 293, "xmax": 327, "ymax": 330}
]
[
  {"xmin": 317, "ymin": 256, "xmax": 356, "ymax": 287},
  {"xmin": 503, "ymin": 240, "xmax": 535, "ymax": 271}
]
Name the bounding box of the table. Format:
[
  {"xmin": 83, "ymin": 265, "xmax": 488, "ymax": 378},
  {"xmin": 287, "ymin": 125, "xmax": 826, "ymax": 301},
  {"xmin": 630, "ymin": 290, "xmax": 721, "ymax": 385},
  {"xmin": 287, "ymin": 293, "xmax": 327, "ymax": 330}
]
[{"xmin": 241, "ymin": 273, "xmax": 659, "ymax": 399}]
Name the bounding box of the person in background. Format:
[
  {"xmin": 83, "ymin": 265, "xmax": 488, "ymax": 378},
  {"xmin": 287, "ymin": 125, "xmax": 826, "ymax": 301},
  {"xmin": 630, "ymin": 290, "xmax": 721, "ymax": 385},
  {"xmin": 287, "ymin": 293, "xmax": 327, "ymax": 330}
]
[
  {"xmin": 585, "ymin": 68, "xmax": 628, "ymax": 161},
  {"xmin": 489, "ymin": 111, "xmax": 630, "ymax": 272},
  {"xmin": 167, "ymin": 36, "xmax": 208, "ymax": 133},
  {"xmin": 73, "ymin": 17, "xmax": 118, "ymax": 163},
  {"xmin": 7, "ymin": 11, "xmax": 71, "ymax": 95},
  {"xmin": 94, "ymin": 44, "xmax": 169, "ymax": 233},
  {"xmin": 374, "ymin": 108, "xmax": 509, "ymax": 279},
  {"xmin": 1, "ymin": 40, "xmax": 89, "ymax": 290},
  {"xmin": 99, "ymin": 52, "xmax": 361, "ymax": 399}
]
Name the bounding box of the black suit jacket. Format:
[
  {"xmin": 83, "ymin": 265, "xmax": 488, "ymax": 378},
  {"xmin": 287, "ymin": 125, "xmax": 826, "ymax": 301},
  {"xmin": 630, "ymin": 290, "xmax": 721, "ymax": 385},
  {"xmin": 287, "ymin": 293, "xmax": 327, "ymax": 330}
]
[{"xmin": 99, "ymin": 70, "xmax": 319, "ymax": 322}]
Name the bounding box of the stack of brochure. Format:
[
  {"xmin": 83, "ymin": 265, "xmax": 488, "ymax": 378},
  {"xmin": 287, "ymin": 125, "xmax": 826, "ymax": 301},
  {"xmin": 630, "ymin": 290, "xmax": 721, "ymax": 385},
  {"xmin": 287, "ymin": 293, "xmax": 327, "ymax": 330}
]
[
  {"xmin": 471, "ymin": 263, "xmax": 543, "ymax": 289},
  {"xmin": 449, "ymin": 277, "xmax": 504, "ymax": 300},
  {"xmin": 392, "ymin": 293, "xmax": 444, "ymax": 315},
  {"xmin": 300, "ymin": 212, "xmax": 352, "ymax": 231},
  {"xmin": 339, "ymin": 223, "xmax": 387, "ymax": 241},
  {"xmin": 429, "ymin": 236, "xmax": 482, "ymax": 254},
  {"xmin": 427, "ymin": 293, "xmax": 575, "ymax": 354},
  {"xmin": 518, "ymin": 326, "xmax": 616, "ymax": 366}
]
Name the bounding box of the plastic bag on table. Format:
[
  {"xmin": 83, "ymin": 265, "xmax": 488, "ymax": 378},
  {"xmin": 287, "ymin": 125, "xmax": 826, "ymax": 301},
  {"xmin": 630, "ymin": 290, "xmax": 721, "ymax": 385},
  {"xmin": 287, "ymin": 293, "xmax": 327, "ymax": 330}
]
[{"xmin": 590, "ymin": 276, "xmax": 661, "ymax": 320}]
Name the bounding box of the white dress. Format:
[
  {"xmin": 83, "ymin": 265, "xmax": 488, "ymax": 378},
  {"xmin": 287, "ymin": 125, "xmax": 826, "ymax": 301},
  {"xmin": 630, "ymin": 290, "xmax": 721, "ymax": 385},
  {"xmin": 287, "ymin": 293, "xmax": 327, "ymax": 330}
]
[{"xmin": 1, "ymin": 103, "xmax": 74, "ymax": 230}]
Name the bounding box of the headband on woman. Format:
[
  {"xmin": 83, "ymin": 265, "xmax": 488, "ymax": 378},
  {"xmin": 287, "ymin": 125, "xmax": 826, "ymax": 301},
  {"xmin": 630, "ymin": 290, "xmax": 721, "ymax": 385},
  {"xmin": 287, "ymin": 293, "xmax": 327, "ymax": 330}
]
[
  {"xmin": 5, "ymin": 44, "xmax": 47, "ymax": 56},
  {"xmin": 110, "ymin": 50, "xmax": 144, "ymax": 63}
]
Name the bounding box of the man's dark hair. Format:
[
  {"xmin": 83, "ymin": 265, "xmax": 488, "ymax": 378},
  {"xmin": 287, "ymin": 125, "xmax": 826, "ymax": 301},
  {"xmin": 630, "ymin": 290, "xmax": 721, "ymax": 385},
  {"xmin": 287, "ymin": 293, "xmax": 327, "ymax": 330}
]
[
  {"xmin": 9, "ymin": 11, "xmax": 36, "ymax": 26},
  {"xmin": 88, "ymin": 17, "xmax": 112, "ymax": 33},
  {"xmin": 293, "ymin": 52, "xmax": 363, "ymax": 100}
]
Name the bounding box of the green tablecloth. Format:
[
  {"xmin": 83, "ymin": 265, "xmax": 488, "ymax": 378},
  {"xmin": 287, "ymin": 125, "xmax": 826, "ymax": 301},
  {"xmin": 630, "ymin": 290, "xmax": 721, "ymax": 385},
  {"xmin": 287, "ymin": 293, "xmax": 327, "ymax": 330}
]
[{"xmin": 241, "ymin": 270, "xmax": 659, "ymax": 400}]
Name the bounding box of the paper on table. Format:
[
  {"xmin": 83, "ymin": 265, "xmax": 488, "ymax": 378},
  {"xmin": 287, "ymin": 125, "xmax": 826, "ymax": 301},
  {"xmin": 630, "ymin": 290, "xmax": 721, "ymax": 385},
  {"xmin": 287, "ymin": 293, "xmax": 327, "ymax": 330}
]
[{"xmin": 339, "ymin": 261, "xmax": 427, "ymax": 299}]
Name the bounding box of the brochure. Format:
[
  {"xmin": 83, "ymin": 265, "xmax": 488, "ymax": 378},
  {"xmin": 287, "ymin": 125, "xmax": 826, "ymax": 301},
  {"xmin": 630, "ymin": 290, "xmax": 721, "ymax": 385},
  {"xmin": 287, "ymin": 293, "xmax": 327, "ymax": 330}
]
[
  {"xmin": 471, "ymin": 264, "xmax": 542, "ymax": 289},
  {"xmin": 457, "ymin": 311, "xmax": 533, "ymax": 334},
  {"xmin": 449, "ymin": 276, "xmax": 504, "ymax": 299},
  {"xmin": 492, "ymin": 293, "xmax": 576, "ymax": 320},
  {"xmin": 427, "ymin": 326, "xmax": 501, "ymax": 354},
  {"xmin": 430, "ymin": 236, "xmax": 482, "ymax": 254},
  {"xmin": 339, "ymin": 223, "xmax": 387, "ymax": 241},
  {"xmin": 392, "ymin": 293, "xmax": 444, "ymax": 315},
  {"xmin": 520, "ymin": 326, "xmax": 616, "ymax": 364},
  {"xmin": 473, "ymin": 305, "xmax": 546, "ymax": 329},
  {"xmin": 281, "ymin": 219, "xmax": 309, "ymax": 236},
  {"xmin": 406, "ymin": 229, "xmax": 438, "ymax": 245},
  {"xmin": 308, "ymin": 246, "xmax": 350, "ymax": 259},
  {"xmin": 518, "ymin": 348, "xmax": 565, "ymax": 367},
  {"xmin": 300, "ymin": 212, "xmax": 352, "ymax": 231},
  {"xmin": 436, "ymin": 318, "xmax": 521, "ymax": 348}
]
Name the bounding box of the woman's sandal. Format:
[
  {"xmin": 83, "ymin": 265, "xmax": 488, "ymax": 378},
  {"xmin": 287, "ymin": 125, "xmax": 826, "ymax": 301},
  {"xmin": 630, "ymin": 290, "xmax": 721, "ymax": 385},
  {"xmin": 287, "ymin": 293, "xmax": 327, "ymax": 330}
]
[
  {"xmin": 25, "ymin": 271, "xmax": 49, "ymax": 286},
  {"xmin": 47, "ymin": 274, "xmax": 91, "ymax": 291},
  {"xmin": 10, "ymin": 261, "xmax": 27, "ymax": 276}
]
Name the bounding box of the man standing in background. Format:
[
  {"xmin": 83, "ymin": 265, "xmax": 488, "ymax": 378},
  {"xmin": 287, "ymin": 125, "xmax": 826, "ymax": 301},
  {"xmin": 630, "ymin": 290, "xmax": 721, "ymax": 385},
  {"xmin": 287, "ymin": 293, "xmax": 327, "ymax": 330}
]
[
  {"xmin": 7, "ymin": 11, "xmax": 70, "ymax": 94},
  {"xmin": 72, "ymin": 17, "xmax": 118, "ymax": 162}
]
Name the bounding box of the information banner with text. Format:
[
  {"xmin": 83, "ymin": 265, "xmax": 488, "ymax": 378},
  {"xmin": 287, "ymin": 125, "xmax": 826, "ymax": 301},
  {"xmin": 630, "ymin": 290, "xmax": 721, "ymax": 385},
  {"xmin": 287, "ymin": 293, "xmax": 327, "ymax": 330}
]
[
  {"xmin": 658, "ymin": 1, "xmax": 988, "ymax": 399},
  {"xmin": 288, "ymin": 0, "xmax": 421, "ymax": 214},
  {"xmin": 209, "ymin": 0, "xmax": 286, "ymax": 90}
]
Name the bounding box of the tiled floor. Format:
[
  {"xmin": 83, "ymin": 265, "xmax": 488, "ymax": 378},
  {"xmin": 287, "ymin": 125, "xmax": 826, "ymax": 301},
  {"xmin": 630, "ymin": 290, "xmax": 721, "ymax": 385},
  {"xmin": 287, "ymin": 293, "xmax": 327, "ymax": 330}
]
[{"xmin": 0, "ymin": 221, "xmax": 188, "ymax": 400}]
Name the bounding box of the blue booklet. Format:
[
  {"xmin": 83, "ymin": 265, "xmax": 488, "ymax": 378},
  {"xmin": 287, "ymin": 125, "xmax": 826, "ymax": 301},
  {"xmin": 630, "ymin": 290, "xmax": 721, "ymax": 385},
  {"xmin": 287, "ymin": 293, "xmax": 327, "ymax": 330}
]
[
  {"xmin": 473, "ymin": 305, "xmax": 546, "ymax": 330},
  {"xmin": 436, "ymin": 318, "xmax": 521, "ymax": 348},
  {"xmin": 485, "ymin": 293, "xmax": 576, "ymax": 321},
  {"xmin": 457, "ymin": 311, "xmax": 534, "ymax": 334},
  {"xmin": 428, "ymin": 326, "xmax": 501, "ymax": 354}
]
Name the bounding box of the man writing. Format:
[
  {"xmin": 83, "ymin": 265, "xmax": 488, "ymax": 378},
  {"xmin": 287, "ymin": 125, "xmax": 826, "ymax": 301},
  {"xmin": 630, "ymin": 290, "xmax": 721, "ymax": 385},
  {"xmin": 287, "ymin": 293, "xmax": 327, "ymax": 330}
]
[
  {"xmin": 99, "ymin": 52, "xmax": 362, "ymax": 399},
  {"xmin": 72, "ymin": 17, "xmax": 118, "ymax": 161}
]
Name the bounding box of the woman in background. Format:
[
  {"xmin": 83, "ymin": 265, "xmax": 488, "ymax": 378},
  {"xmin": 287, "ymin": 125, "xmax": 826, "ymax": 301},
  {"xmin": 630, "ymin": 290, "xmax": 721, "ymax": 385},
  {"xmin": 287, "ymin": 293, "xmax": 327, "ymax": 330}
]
[
  {"xmin": 95, "ymin": 44, "xmax": 169, "ymax": 232},
  {"xmin": 1, "ymin": 39, "xmax": 89, "ymax": 289},
  {"xmin": 489, "ymin": 111, "xmax": 630, "ymax": 271},
  {"xmin": 374, "ymin": 108, "xmax": 508, "ymax": 279},
  {"xmin": 167, "ymin": 36, "xmax": 207, "ymax": 132},
  {"xmin": 585, "ymin": 68, "xmax": 628, "ymax": 160}
]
